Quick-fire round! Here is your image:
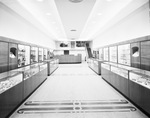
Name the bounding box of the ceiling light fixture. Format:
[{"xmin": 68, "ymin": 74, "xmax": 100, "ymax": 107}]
[
  {"xmin": 106, "ymin": 0, "xmax": 112, "ymax": 2},
  {"xmin": 46, "ymin": 13, "xmax": 51, "ymax": 16},
  {"xmin": 97, "ymin": 13, "xmax": 102, "ymax": 16},
  {"xmin": 37, "ymin": 0, "xmax": 43, "ymax": 2},
  {"xmin": 70, "ymin": 29, "xmax": 77, "ymax": 31},
  {"xmin": 69, "ymin": 0, "xmax": 84, "ymax": 3}
]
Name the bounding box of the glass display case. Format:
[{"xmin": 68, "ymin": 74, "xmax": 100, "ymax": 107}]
[
  {"xmin": 103, "ymin": 47, "xmax": 109, "ymax": 61},
  {"xmin": 111, "ymin": 66, "xmax": 128, "ymax": 79},
  {"xmin": 38, "ymin": 48, "xmax": 43, "ymax": 62},
  {"xmin": 18, "ymin": 45, "xmax": 30, "ymax": 67},
  {"xmin": 17, "ymin": 66, "xmax": 31, "ymax": 80},
  {"xmin": 129, "ymin": 71, "xmax": 150, "ymax": 89},
  {"xmin": 43, "ymin": 49, "xmax": 47, "ymax": 60},
  {"xmin": 101, "ymin": 63, "xmax": 110, "ymax": 70},
  {"xmin": 0, "ymin": 71, "xmax": 23, "ymax": 94},
  {"xmin": 31, "ymin": 47, "xmax": 38, "ymax": 64},
  {"xmin": 118, "ymin": 44, "xmax": 131, "ymax": 66},
  {"xmin": 39, "ymin": 63, "xmax": 47, "ymax": 71},
  {"xmin": 109, "ymin": 46, "xmax": 117, "ymax": 63},
  {"xmin": 30, "ymin": 63, "xmax": 40, "ymax": 76}
]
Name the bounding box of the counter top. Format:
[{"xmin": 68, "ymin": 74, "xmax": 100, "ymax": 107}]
[
  {"xmin": 103, "ymin": 62, "xmax": 140, "ymax": 71},
  {"xmin": 0, "ymin": 71, "xmax": 22, "ymax": 81}
]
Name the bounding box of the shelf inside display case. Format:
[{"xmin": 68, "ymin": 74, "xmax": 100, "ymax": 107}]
[
  {"xmin": 0, "ymin": 71, "xmax": 23, "ymax": 94},
  {"xmin": 18, "ymin": 45, "xmax": 30, "ymax": 67}
]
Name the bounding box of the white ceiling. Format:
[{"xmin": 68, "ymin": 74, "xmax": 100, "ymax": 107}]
[{"xmin": 0, "ymin": 0, "xmax": 149, "ymax": 41}]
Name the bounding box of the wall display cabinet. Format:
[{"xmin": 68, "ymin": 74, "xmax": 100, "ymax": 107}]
[
  {"xmin": 18, "ymin": 45, "xmax": 30, "ymax": 67},
  {"xmin": 109, "ymin": 46, "xmax": 117, "ymax": 63},
  {"xmin": 131, "ymin": 42, "xmax": 140, "ymax": 68},
  {"xmin": 43, "ymin": 49, "xmax": 48, "ymax": 60},
  {"xmin": 30, "ymin": 47, "xmax": 38, "ymax": 64},
  {"xmin": 103, "ymin": 47, "xmax": 109, "ymax": 61},
  {"xmin": 9, "ymin": 43, "xmax": 18, "ymax": 70},
  {"xmin": 38, "ymin": 48, "xmax": 43, "ymax": 62},
  {"xmin": 118, "ymin": 44, "xmax": 131, "ymax": 66},
  {"xmin": 141, "ymin": 41, "xmax": 150, "ymax": 71},
  {"xmin": 99, "ymin": 48, "xmax": 103, "ymax": 60},
  {"xmin": 0, "ymin": 42, "xmax": 9, "ymax": 73}
]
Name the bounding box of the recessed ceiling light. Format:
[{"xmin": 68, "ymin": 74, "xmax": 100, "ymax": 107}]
[
  {"xmin": 97, "ymin": 13, "xmax": 102, "ymax": 16},
  {"xmin": 70, "ymin": 29, "xmax": 77, "ymax": 31},
  {"xmin": 37, "ymin": 0, "xmax": 43, "ymax": 2},
  {"xmin": 69, "ymin": 0, "xmax": 83, "ymax": 3},
  {"xmin": 46, "ymin": 13, "xmax": 51, "ymax": 16},
  {"xmin": 106, "ymin": 0, "xmax": 112, "ymax": 2}
]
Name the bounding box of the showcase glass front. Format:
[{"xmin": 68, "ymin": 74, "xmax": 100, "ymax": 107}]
[
  {"xmin": 18, "ymin": 45, "xmax": 30, "ymax": 67},
  {"xmin": 109, "ymin": 46, "xmax": 117, "ymax": 63},
  {"xmin": 31, "ymin": 47, "xmax": 38, "ymax": 64},
  {"xmin": 103, "ymin": 47, "xmax": 109, "ymax": 61},
  {"xmin": 118, "ymin": 44, "xmax": 130, "ymax": 66},
  {"xmin": 38, "ymin": 48, "xmax": 43, "ymax": 62}
]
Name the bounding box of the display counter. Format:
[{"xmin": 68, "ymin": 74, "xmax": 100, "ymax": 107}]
[
  {"xmin": 0, "ymin": 71, "xmax": 23, "ymax": 118},
  {"xmin": 101, "ymin": 62, "xmax": 150, "ymax": 115},
  {"xmin": 129, "ymin": 70, "xmax": 150, "ymax": 115},
  {"xmin": 44, "ymin": 59, "xmax": 59, "ymax": 76},
  {"xmin": 0, "ymin": 62, "xmax": 48, "ymax": 118},
  {"xmin": 101, "ymin": 62, "xmax": 140, "ymax": 98},
  {"xmin": 55, "ymin": 54, "xmax": 81, "ymax": 64},
  {"xmin": 87, "ymin": 58, "xmax": 104, "ymax": 75}
]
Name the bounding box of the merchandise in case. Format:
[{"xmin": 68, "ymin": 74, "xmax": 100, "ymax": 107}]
[
  {"xmin": 44, "ymin": 49, "xmax": 48, "ymax": 60},
  {"xmin": 129, "ymin": 71, "xmax": 150, "ymax": 89},
  {"xmin": 109, "ymin": 46, "xmax": 117, "ymax": 63},
  {"xmin": 0, "ymin": 71, "xmax": 23, "ymax": 94},
  {"xmin": 31, "ymin": 47, "xmax": 38, "ymax": 64},
  {"xmin": 38, "ymin": 48, "xmax": 44, "ymax": 62},
  {"xmin": 18, "ymin": 45, "xmax": 30, "ymax": 67}
]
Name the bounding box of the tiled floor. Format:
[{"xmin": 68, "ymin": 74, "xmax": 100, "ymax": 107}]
[{"xmin": 10, "ymin": 63, "xmax": 149, "ymax": 118}]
